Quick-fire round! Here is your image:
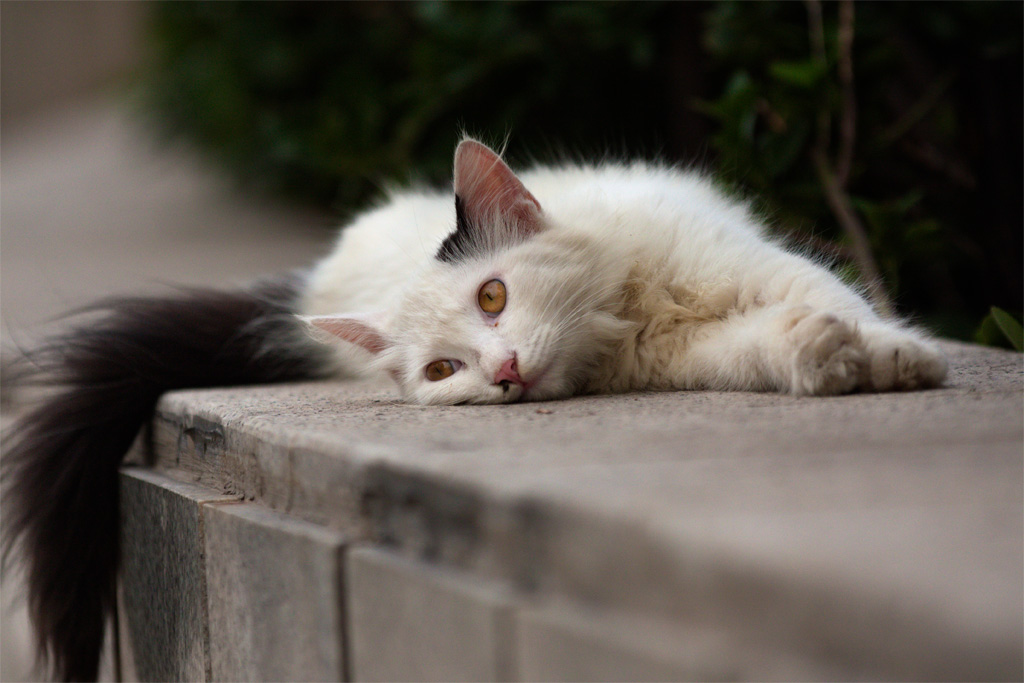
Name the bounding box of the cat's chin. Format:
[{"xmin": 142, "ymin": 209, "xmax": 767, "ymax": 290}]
[
  {"xmin": 516, "ymin": 365, "xmax": 559, "ymax": 402},
  {"xmin": 468, "ymin": 381, "xmax": 561, "ymax": 405},
  {"xmin": 519, "ymin": 374, "xmax": 575, "ymax": 403}
]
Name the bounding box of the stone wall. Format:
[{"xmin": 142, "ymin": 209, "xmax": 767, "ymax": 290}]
[{"xmin": 118, "ymin": 341, "xmax": 1023, "ymax": 681}]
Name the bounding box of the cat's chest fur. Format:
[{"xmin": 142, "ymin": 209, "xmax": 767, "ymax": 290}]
[{"xmin": 589, "ymin": 263, "xmax": 744, "ymax": 393}]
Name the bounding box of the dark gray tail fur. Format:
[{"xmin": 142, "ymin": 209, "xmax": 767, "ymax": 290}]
[{"xmin": 1, "ymin": 275, "xmax": 332, "ymax": 681}]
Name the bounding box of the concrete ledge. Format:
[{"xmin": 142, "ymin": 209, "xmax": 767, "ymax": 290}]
[
  {"xmin": 119, "ymin": 469, "xmax": 237, "ymax": 680},
  {"xmin": 347, "ymin": 547, "xmax": 515, "ymax": 682},
  {"xmin": 204, "ymin": 501, "xmax": 347, "ymax": 681},
  {"xmin": 121, "ymin": 341, "xmax": 1023, "ymax": 680}
]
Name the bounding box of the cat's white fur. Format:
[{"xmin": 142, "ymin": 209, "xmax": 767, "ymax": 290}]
[{"xmin": 300, "ymin": 139, "xmax": 947, "ymax": 405}]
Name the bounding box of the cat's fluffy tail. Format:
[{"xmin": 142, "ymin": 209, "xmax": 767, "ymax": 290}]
[{"xmin": 1, "ymin": 274, "xmax": 332, "ymax": 681}]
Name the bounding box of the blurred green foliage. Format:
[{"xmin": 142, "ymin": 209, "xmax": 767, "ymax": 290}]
[
  {"xmin": 139, "ymin": 1, "xmax": 1021, "ymax": 342},
  {"xmin": 699, "ymin": 2, "xmax": 1022, "ymax": 341},
  {"xmin": 976, "ymin": 308, "xmax": 1023, "ymax": 351},
  {"xmin": 142, "ymin": 2, "xmax": 674, "ymax": 210}
]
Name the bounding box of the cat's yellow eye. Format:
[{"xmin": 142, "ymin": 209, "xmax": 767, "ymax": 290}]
[
  {"xmin": 478, "ymin": 279, "xmax": 506, "ymax": 315},
  {"xmin": 426, "ymin": 359, "xmax": 458, "ymax": 381}
]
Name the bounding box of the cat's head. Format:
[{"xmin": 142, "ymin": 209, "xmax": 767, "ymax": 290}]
[{"xmin": 306, "ymin": 139, "xmax": 629, "ymax": 405}]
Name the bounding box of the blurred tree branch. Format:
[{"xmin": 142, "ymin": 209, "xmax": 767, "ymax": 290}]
[
  {"xmin": 805, "ymin": 0, "xmax": 893, "ymax": 318},
  {"xmin": 834, "ymin": 0, "xmax": 856, "ymax": 188}
]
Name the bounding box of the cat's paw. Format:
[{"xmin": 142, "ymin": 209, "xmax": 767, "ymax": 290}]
[
  {"xmin": 783, "ymin": 307, "xmax": 867, "ymax": 396},
  {"xmin": 860, "ymin": 325, "xmax": 948, "ymax": 391}
]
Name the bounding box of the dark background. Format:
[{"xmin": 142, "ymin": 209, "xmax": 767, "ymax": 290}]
[
  {"xmin": 138, "ymin": 0, "xmax": 1024, "ymax": 342},
  {"xmin": 67, "ymin": 2, "xmax": 1024, "ymax": 343}
]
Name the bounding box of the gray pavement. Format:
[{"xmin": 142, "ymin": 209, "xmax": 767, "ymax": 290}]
[
  {"xmin": 0, "ymin": 99, "xmax": 332, "ymax": 682},
  {"xmin": 1, "ymin": 99, "xmax": 331, "ymax": 338}
]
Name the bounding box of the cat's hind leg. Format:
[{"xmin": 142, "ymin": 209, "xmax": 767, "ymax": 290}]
[{"xmin": 776, "ymin": 305, "xmax": 868, "ymax": 395}]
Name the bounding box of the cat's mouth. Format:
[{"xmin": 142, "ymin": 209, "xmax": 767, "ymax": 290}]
[
  {"xmin": 497, "ymin": 379, "xmax": 529, "ymax": 403},
  {"xmin": 513, "ymin": 364, "xmax": 553, "ymax": 402}
]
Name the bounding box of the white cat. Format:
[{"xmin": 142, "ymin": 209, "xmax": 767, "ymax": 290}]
[
  {"xmin": 301, "ymin": 138, "xmax": 947, "ymax": 404},
  {"xmin": 1, "ymin": 137, "xmax": 947, "ymax": 681}
]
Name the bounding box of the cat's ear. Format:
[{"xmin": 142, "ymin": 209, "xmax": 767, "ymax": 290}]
[
  {"xmin": 301, "ymin": 313, "xmax": 391, "ymax": 355},
  {"xmin": 454, "ymin": 139, "xmax": 542, "ymax": 230},
  {"xmin": 438, "ymin": 140, "xmax": 543, "ymax": 262}
]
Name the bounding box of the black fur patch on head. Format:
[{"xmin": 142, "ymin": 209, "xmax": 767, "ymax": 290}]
[{"xmin": 436, "ymin": 195, "xmax": 478, "ymax": 264}]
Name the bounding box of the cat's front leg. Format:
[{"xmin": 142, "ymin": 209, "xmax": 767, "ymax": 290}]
[
  {"xmin": 673, "ymin": 304, "xmax": 945, "ymax": 396},
  {"xmin": 855, "ymin": 320, "xmax": 948, "ymax": 391},
  {"xmin": 672, "ymin": 304, "xmax": 867, "ymax": 395},
  {"xmin": 770, "ymin": 306, "xmax": 947, "ymax": 395}
]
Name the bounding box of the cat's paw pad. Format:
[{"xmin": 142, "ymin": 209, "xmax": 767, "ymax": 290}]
[
  {"xmin": 863, "ymin": 332, "xmax": 948, "ymax": 391},
  {"xmin": 786, "ymin": 309, "xmax": 866, "ymax": 396}
]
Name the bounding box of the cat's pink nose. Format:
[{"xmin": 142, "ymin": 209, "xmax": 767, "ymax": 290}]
[{"xmin": 494, "ymin": 356, "xmax": 524, "ymax": 387}]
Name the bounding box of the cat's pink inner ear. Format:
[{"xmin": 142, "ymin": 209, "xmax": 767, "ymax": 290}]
[
  {"xmin": 305, "ymin": 315, "xmax": 390, "ymax": 355},
  {"xmin": 454, "ymin": 140, "xmax": 543, "ymax": 233}
]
